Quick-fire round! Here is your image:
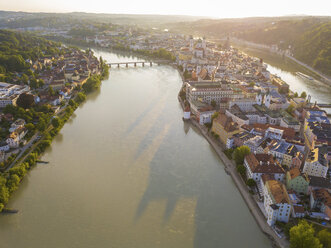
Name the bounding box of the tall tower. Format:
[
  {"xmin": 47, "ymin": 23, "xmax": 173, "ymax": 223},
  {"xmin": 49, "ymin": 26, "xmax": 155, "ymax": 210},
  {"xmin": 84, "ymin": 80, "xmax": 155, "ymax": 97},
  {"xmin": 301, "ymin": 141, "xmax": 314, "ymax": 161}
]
[
  {"xmin": 256, "ymin": 94, "xmax": 263, "ymax": 105},
  {"xmin": 189, "ymin": 35, "xmax": 194, "ymax": 52},
  {"xmin": 202, "ymin": 37, "xmax": 206, "ymax": 50},
  {"xmin": 265, "ymin": 94, "xmax": 271, "ymax": 108}
]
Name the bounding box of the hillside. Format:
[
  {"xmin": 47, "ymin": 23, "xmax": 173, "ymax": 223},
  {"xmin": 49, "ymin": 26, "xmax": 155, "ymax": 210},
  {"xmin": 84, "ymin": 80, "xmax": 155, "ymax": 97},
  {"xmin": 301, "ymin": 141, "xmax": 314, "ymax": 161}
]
[
  {"xmin": 0, "ymin": 29, "xmax": 62, "ymax": 78},
  {"xmin": 171, "ymin": 16, "xmax": 331, "ymax": 76}
]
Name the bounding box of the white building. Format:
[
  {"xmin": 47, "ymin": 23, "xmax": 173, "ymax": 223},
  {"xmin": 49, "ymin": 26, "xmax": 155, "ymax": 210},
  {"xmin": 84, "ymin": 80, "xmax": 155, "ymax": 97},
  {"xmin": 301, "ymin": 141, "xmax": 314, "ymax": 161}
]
[
  {"xmin": 303, "ymin": 147, "xmax": 328, "ymax": 178},
  {"xmin": 6, "ymin": 127, "xmax": 27, "ymax": 148},
  {"xmin": 262, "ymin": 178, "xmax": 292, "ymax": 226},
  {"xmin": 244, "ymin": 153, "xmax": 285, "ymax": 183},
  {"xmin": 9, "ymin": 119, "xmax": 26, "ymax": 133},
  {"xmin": 0, "ymin": 82, "xmax": 30, "ymax": 108}
]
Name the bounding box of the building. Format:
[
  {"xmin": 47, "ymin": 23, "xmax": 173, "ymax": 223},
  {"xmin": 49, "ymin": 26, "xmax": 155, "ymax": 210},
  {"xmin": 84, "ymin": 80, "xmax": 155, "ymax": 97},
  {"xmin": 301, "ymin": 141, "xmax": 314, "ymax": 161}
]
[
  {"xmin": 292, "ymin": 205, "xmax": 305, "ymax": 218},
  {"xmin": 212, "ymin": 114, "xmax": 240, "ymax": 144},
  {"xmin": 190, "ymin": 100, "xmax": 215, "ymax": 125},
  {"xmin": 262, "ymin": 179, "xmax": 292, "ymax": 226},
  {"xmin": 286, "ymin": 168, "xmax": 309, "ymax": 194},
  {"xmin": 0, "ymin": 82, "xmax": 30, "ymax": 108},
  {"xmin": 244, "ymin": 153, "xmax": 285, "ymax": 183},
  {"xmin": 9, "ymin": 119, "xmax": 26, "ymax": 133},
  {"xmin": 304, "ymin": 122, "xmax": 331, "ymax": 149},
  {"xmin": 310, "ymin": 189, "xmax": 331, "ymax": 219},
  {"xmin": 303, "ymin": 147, "xmax": 328, "ymax": 178},
  {"xmin": 185, "ymin": 80, "xmax": 242, "ymax": 105},
  {"xmin": 308, "ymin": 176, "xmax": 331, "ymax": 194},
  {"xmin": 6, "ymin": 127, "xmax": 27, "ymax": 148}
]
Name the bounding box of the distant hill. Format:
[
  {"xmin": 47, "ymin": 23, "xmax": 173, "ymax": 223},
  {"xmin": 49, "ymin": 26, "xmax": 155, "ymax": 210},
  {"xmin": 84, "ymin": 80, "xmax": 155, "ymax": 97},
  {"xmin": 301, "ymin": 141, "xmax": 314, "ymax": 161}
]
[
  {"xmin": 0, "ymin": 11, "xmax": 206, "ymax": 27},
  {"xmin": 171, "ymin": 16, "xmax": 331, "ymax": 76}
]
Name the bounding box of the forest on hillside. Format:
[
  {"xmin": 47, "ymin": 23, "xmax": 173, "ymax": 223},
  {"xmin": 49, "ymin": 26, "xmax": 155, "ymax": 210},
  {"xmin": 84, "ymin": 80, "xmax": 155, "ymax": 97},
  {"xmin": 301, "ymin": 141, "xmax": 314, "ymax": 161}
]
[
  {"xmin": 0, "ymin": 30, "xmax": 62, "ymax": 76},
  {"xmin": 172, "ymin": 17, "xmax": 331, "ymax": 76}
]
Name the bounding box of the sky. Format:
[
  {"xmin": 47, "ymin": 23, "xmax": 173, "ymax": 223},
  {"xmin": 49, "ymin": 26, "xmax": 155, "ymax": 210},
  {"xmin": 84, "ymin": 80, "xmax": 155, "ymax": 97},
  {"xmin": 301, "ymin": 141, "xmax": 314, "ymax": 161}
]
[{"xmin": 0, "ymin": 0, "xmax": 330, "ymax": 18}]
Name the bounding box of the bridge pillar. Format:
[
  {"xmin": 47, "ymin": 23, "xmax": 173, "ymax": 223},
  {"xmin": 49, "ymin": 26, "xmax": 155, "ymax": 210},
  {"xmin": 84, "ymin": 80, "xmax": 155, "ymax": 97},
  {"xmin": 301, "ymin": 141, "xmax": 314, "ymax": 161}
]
[
  {"xmin": 126, "ymin": 63, "xmax": 128, "ymax": 68},
  {"xmin": 142, "ymin": 62, "xmax": 144, "ymax": 67},
  {"xmin": 109, "ymin": 64, "xmax": 111, "ymax": 68},
  {"xmin": 134, "ymin": 63, "xmax": 136, "ymax": 67},
  {"xmin": 150, "ymin": 62, "xmax": 152, "ymax": 66},
  {"xmin": 118, "ymin": 64, "xmax": 120, "ymax": 68}
]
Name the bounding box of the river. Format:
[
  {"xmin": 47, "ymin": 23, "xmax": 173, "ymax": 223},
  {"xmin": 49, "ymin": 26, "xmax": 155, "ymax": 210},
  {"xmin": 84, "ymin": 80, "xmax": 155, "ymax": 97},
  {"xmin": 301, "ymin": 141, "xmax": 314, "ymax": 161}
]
[
  {"xmin": 0, "ymin": 49, "xmax": 272, "ymax": 248},
  {"xmin": 239, "ymin": 47, "xmax": 331, "ymax": 115}
]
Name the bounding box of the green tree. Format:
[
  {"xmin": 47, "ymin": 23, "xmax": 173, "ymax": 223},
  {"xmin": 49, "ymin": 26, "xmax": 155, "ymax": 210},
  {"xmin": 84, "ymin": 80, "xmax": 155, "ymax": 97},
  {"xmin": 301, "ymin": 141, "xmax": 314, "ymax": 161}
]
[
  {"xmin": 25, "ymin": 123, "xmax": 35, "ymax": 132},
  {"xmin": 237, "ymin": 165, "xmax": 246, "ymax": 177},
  {"xmin": 301, "ymin": 91, "xmax": 307, "ymax": 99},
  {"xmin": 37, "ymin": 118, "xmax": 47, "ymax": 132},
  {"xmin": 211, "ymin": 100, "xmax": 216, "ymax": 108},
  {"xmin": 317, "ymin": 229, "xmax": 331, "ymax": 248},
  {"xmin": 51, "ymin": 117, "xmax": 61, "ymax": 128},
  {"xmin": 0, "ymin": 176, "xmax": 9, "ymax": 211},
  {"xmin": 6, "ymin": 174, "xmax": 20, "ymax": 194},
  {"xmin": 183, "ymin": 70, "xmax": 190, "ymax": 80},
  {"xmin": 246, "ymin": 178, "xmax": 257, "ymax": 188},
  {"xmin": 16, "ymin": 93, "xmax": 35, "ymax": 109},
  {"xmin": 49, "ymin": 86, "xmax": 55, "ymax": 96},
  {"xmin": 76, "ymin": 92, "xmax": 86, "ymax": 103},
  {"xmin": 233, "ymin": 146, "xmax": 251, "ymax": 165},
  {"xmin": 290, "ymin": 220, "xmax": 322, "ymax": 248}
]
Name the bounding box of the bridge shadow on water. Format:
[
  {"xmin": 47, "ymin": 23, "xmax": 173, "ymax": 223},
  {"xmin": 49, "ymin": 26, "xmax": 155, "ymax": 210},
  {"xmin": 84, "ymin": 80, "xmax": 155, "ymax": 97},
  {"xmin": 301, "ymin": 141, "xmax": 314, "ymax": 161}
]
[{"xmin": 133, "ymin": 121, "xmax": 234, "ymax": 248}]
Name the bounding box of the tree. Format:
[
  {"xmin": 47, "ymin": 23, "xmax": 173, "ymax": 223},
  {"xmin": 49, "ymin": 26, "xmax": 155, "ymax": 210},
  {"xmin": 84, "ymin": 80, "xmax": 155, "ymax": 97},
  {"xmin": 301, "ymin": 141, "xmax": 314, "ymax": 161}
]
[
  {"xmin": 183, "ymin": 70, "xmax": 190, "ymax": 80},
  {"xmin": 37, "ymin": 118, "xmax": 47, "ymax": 132},
  {"xmin": 233, "ymin": 146, "xmax": 251, "ymax": 165},
  {"xmin": 317, "ymin": 229, "xmax": 331, "ymax": 248},
  {"xmin": 76, "ymin": 92, "xmax": 86, "ymax": 103},
  {"xmin": 237, "ymin": 165, "xmax": 246, "ymax": 177},
  {"xmin": 211, "ymin": 100, "xmax": 217, "ymax": 108},
  {"xmin": 290, "ymin": 220, "xmax": 322, "ymax": 248},
  {"xmin": 246, "ymin": 178, "xmax": 257, "ymax": 188},
  {"xmin": 51, "ymin": 117, "xmax": 61, "ymax": 128},
  {"xmin": 301, "ymin": 91, "xmax": 307, "ymax": 99},
  {"xmin": 48, "ymin": 86, "xmax": 55, "ymax": 96},
  {"xmin": 25, "ymin": 123, "xmax": 35, "ymax": 132},
  {"xmin": 16, "ymin": 93, "xmax": 35, "ymax": 109},
  {"xmin": 294, "ymin": 92, "xmax": 299, "ymax": 97}
]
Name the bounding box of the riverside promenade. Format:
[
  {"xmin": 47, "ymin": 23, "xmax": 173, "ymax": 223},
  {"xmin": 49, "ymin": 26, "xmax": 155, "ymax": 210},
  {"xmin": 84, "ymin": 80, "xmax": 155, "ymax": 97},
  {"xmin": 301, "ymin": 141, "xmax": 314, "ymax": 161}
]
[{"xmin": 189, "ymin": 118, "xmax": 289, "ymax": 248}]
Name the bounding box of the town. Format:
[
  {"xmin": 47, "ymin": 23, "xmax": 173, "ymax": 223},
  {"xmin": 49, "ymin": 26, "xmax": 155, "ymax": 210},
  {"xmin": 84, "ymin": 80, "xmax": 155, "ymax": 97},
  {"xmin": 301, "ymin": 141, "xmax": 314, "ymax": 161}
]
[
  {"xmin": 0, "ymin": 16, "xmax": 331, "ymax": 247},
  {"xmin": 177, "ymin": 37, "xmax": 331, "ymax": 240}
]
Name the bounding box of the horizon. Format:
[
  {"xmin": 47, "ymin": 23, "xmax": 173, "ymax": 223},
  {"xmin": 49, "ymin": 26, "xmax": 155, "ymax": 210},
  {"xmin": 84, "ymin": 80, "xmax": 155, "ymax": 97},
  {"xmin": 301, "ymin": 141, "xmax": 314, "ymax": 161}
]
[
  {"xmin": 1, "ymin": 9, "xmax": 330, "ymax": 19},
  {"xmin": 1, "ymin": 0, "xmax": 330, "ymax": 19}
]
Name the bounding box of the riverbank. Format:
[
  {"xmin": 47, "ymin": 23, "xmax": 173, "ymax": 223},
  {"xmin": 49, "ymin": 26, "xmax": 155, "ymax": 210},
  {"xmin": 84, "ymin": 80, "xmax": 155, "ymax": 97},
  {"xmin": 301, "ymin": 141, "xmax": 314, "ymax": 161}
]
[
  {"xmin": 177, "ymin": 93, "xmax": 288, "ymax": 248},
  {"xmin": 0, "ymin": 61, "xmax": 109, "ymax": 212},
  {"xmin": 230, "ymin": 39, "xmax": 331, "ymax": 86}
]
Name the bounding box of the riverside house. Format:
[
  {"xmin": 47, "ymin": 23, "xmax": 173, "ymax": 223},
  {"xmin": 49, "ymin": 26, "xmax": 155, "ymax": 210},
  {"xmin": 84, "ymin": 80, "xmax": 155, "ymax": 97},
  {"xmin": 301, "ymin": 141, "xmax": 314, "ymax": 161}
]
[
  {"xmin": 244, "ymin": 153, "xmax": 285, "ymax": 183},
  {"xmin": 286, "ymin": 168, "xmax": 309, "ymax": 194},
  {"xmin": 211, "ymin": 113, "xmax": 240, "ymax": 145},
  {"xmin": 262, "ymin": 178, "xmax": 292, "ymax": 226}
]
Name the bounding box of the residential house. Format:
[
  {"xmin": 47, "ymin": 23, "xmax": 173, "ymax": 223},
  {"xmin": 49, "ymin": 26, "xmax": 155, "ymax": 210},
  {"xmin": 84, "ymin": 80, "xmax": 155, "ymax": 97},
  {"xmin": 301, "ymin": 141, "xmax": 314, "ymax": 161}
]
[
  {"xmin": 303, "ymin": 147, "xmax": 328, "ymax": 178},
  {"xmin": 244, "ymin": 153, "xmax": 285, "ymax": 183},
  {"xmin": 262, "ymin": 179, "xmax": 292, "ymax": 226},
  {"xmin": 212, "ymin": 113, "xmax": 240, "ymax": 144},
  {"xmin": 286, "ymin": 168, "xmax": 309, "ymax": 194}
]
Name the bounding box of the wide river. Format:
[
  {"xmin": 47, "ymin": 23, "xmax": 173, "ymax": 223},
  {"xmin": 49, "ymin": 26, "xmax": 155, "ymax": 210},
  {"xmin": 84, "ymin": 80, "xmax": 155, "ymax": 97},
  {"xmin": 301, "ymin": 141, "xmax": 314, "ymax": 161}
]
[{"xmin": 0, "ymin": 48, "xmax": 330, "ymax": 248}]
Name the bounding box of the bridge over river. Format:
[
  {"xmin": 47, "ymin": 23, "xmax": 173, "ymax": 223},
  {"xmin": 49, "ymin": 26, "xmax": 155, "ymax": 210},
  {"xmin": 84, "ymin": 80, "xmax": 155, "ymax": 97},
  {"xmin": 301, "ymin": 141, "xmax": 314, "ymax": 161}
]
[{"xmin": 107, "ymin": 60, "xmax": 169, "ymax": 68}]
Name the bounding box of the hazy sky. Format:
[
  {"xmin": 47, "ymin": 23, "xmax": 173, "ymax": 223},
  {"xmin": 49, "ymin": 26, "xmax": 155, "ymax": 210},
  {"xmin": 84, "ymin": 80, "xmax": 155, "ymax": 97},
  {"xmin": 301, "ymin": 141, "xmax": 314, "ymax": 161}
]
[{"xmin": 0, "ymin": 0, "xmax": 330, "ymax": 18}]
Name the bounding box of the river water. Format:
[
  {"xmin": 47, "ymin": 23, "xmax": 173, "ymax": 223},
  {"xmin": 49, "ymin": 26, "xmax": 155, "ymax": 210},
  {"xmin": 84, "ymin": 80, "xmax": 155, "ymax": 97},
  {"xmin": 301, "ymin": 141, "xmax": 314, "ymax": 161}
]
[
  {"xmin": 0, "ymin": 49, "xmax": 272, "ymax": 248},
  {"xmin": 240, "ymin": 48, "xmax": 331, "ymax": 114}
]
